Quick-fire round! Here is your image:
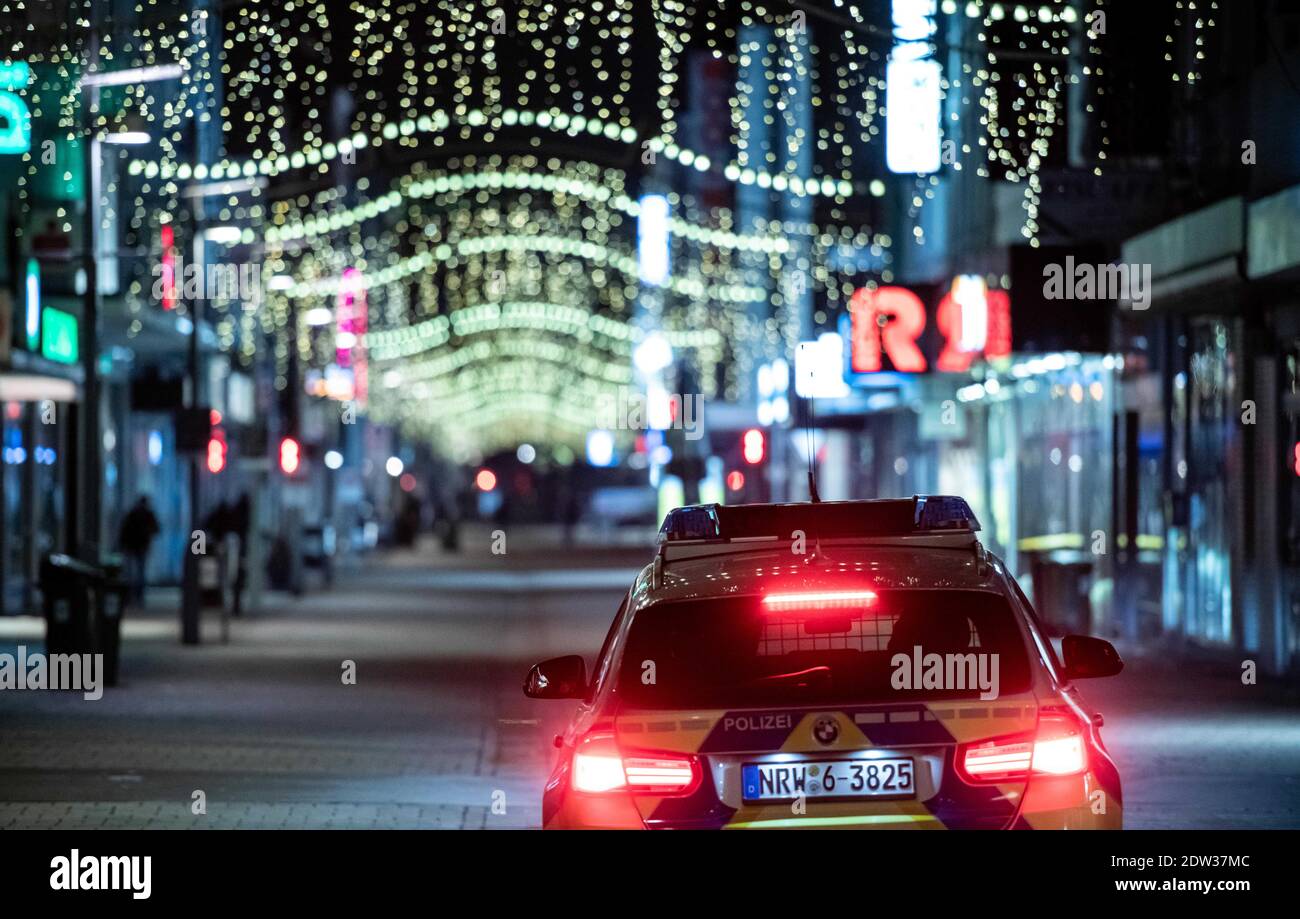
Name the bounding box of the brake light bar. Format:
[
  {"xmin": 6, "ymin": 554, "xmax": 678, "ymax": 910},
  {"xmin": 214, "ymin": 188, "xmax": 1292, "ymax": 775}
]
[
  {"xmin": 761, "ymin": 589, "xmax": 878, "ymax": 612},
  {"xmin": 624, "ymin": 757, "xmax": 696, "ymax": 791},
  {"xmin": 960, "ymin": 739, "xmax": 1033, "ymax": 780},
  {"xmin": 571, "ymin": 733, "xmax": 700, "ymax": 796}
]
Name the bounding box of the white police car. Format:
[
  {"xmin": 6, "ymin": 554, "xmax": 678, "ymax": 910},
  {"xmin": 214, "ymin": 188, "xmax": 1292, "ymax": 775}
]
[{"xmin": 525, "ymin": 496, "xmax": 1124, "ymax": 829}]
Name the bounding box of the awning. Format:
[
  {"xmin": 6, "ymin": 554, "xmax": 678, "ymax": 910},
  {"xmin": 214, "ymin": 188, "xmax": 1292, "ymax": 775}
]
[
  {"xmin": 0, "ymin": 372, "xmax": 79, "ymax": 402},
  {"xmin": 1120, "ymin": 197, "xmax": 1246, "ymax": 313}
]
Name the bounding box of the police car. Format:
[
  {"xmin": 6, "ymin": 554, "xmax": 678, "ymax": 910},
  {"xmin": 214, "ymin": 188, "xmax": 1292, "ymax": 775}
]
[{"xmin": 524, "ymin": 496, "xmax": 1124, "ymax": 829}]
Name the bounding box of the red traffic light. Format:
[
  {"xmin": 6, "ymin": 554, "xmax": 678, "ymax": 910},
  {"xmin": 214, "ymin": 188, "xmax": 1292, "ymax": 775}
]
[
  {"xmin": 207, "ymin": 429, "xmax": 227, "ymax": 474},
  {"xmin": 279, "ymin": 436, "xmax": 301, "ymax": 475},
  {"xmin": 742, "ymin": 428, "xmax": 766, "ymax": 465}
]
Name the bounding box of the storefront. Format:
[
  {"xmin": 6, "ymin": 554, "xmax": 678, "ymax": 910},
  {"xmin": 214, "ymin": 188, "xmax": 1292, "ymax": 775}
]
[
  {"xmin": 815, "ymin": 274, "xmax": 1120, "ymax": 635},
  {"xmin": 1119, "ymin": 196, "xmax": 1296, "ymax": 669},
  {"xmin": 0, "ymin": 357, "xmax": 80, "ymax": 615},
  {"xmin": 1244, "ymin": 183, "xmax": 1300, "ymax": 675}
]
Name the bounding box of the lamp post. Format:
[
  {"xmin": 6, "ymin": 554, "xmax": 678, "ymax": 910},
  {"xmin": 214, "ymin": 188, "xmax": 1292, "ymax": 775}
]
[
  {"xmin": 77, "ymin": 54, "xmax": 181, "ymax": 560},
  {"xmin": 179, "ymin": 220, "xmax": 214, "ymax": 646}
]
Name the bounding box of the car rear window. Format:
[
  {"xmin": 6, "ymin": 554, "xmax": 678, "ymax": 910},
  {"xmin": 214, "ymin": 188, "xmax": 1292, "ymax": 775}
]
[{"xmin": 616, "ymin": 589, "xmax": 1031, "ymax": 710}]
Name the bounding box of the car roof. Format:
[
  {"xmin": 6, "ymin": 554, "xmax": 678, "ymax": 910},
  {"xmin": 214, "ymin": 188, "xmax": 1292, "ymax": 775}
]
[{"xmin": 630, "ymin": 542, "xmax": 1004, "ymax": 612}]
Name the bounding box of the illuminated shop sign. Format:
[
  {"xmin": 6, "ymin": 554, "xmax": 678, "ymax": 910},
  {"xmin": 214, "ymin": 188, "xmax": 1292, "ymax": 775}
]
[
  {"xmin": 25, "ymin": 258, "xmax": 39, "ymax": 350},
  {"xmin": 335, "ymin": 267, "xmax": 367, "ymax": 406},
  {"xmin": 935, "ymin": 275, "xmax": 1011, "ymax": 372},
  {"xmin": 795, "ymin": 333, "xmax": 851, "ymax": 399},
  {"xmin": 846, "ymin": 276, "xmax": 1011, "ymax": 377},
  {"xmin": 885, "ymin": 0, "xmax": 940, "ymax": 174},
  {"xmin": 0, "ymin": 61, "xmax": 31, "ymax": 155},
  {"xmin": 40, "ymin": 306, "xmax": 79, "ymax": 365},
  {"xmin": 886, "ymin": 58, "xmax": 942, "ymax": 175},
  {"xmin": 160, "ymin": 225, "xmax": 177, "ymax": 310},
  {"xmin": 637, "ymin": 194, "xmax": 671, "ymax": 286},
  {"xmin": 304, "ymin": 365, "xmax": 356, "ymax": 402}
]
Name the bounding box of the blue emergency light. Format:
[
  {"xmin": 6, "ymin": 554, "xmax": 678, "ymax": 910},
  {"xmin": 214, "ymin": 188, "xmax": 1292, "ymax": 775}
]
[{"xmin": 657, "ymin": 495, "xmax": 980, "ymax": 544}]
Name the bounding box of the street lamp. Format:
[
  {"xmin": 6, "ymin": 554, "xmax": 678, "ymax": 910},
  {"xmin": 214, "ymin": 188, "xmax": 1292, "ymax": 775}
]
[
  {"xmin": 100, "ymin": 132, "xmax": 151, "ymax": 146},
  {"xmin": 80, "ymin": 63, "xmax": 183, "ymax": 89},
  {"xmin": 76, "ymin": 47, "xmax": 178, "ymax": 613}
]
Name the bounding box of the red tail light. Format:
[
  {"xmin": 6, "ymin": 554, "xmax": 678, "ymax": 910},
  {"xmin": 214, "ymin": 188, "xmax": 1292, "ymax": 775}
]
[
  {"xmin": 571, "ymin": 733, "xmax": 700, "ymax": 796},
  {"xmin": 957, "ymin": 715, "xmax": 1087, "ymax": 784},
  {"xmin": 960, "ymin": 737, "xmax": 1034, "ymax": 781}
]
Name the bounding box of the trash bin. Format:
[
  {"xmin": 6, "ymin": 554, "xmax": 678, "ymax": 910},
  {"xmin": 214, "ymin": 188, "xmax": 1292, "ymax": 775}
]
[
  {"xmin": 1027, "ymin": 554, "xmax": 1094, "ymax": 634},
  {"xmin": 266, "ymin": 533, "xmax": 292, "ymax": 591},
  {"xmin": 40, "ymin": 554, "xmax": 128, "ymax": 688},
  {"xmin": 97, "ymin": 561, "xmax": 129, "ymax": 687},
  {"xmin": 199, "ymin": 545, "xmax": 225, "ymax": 608},
  {"xmin": 303, "ymin": 524, "xmax": 336, "ymax": 588},
  {"xmin": 39, "ymin": 554, "xmax": 103, "ymax": 657}
]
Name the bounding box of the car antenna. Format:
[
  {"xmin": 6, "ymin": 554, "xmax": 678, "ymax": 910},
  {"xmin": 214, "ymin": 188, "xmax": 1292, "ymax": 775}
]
[
  {"xmin": 803, "ymin": 391, "xmax": 826, "ymax": 566},
  {"xmin": 805, "ymin": 389, "xmax": 822, "ymax": 503}
]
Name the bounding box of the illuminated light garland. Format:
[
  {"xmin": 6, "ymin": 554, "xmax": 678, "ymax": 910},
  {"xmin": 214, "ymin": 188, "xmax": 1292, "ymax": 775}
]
[
  {"xmin": 926, "ymin": 0, "xmax": 1084, "ymax": 245},
  {"xmin": 16, "ymin": 0, "xmax": 1129, "ymax": 456},
  {"xmin": 264, "ymin": 168, "xmax": 794, "ymax": 253},
  {"xmin": 366, "ymin": 300, "xmax": 723, "ymax": 363},
  {"xmin": 283, "ymin": 234, "xmax": 768, "ymax": 304},
  {"xmin": 383, "ymin": 345, "xmax": 630, "ymax": 392},
  {"xmin": 20, "ymin": 0, "xmax": 890, "ymax": 444},
  {"xmin": 371, "ymin": 369, "xmax": 634, "ymax": 457},
  {"xmin": 127, "ymin": 105, "xmax": 853, "ymax": 200},
  {"xmin": 372, "ymin": 356, "xmax": 635, "ymax": 422},
  {"xmin": 366, "ymin": 321, "xmax": 726, "ymax": 458}
]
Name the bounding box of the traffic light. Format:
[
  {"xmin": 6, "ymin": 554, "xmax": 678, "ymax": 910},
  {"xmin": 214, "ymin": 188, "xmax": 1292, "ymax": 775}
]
[
  {"xmin": 725, "ymin": 428, "xmax": 769, "ymax": 501},
  {"xmin": 207, "ymin": 432, "xmax": 227, "ymax": 473},
  {"xmin": 279, "ymin": 436, "xmax": 301, "ymax": 475},
  {"xmin": 205, "ymin": 409, "xmax": 226, "ymax": 474}
]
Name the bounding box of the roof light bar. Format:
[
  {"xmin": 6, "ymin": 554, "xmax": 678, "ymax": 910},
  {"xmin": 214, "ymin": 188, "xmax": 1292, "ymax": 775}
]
[
  {"xmin": 657, "ymin": 505, "xmax": 721, "ymax": 543},
  {"xmin": 657, "ymin": 496, "xmax": 981, "ymax": 545},
  {"xmin": 914, "ymin": 495, "xmax": 981, "ymax": 532},
  {"xmin": 761, "ymin": 589, "xmax": 878, "ymax": 612}
]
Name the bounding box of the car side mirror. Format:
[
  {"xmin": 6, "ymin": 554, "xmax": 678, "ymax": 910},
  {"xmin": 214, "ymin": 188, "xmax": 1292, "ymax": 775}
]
[
  {"xmin": 523, "ymin": 655, "xmax": 588, "ymax": 700},
  {"xmin": 1061, "ymin": 635, "xmax": 1124, "ymax": 680}
]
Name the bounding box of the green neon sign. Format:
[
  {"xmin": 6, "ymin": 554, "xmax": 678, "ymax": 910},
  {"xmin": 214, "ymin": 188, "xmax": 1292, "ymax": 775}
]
[
  {"xmin": 0, "ymin": 61, "xmax": 31, "ymax": 155},
  {"xmin": 40, "ymin": 306, "xmax": 78, "ymax": 365},
  {"xmin": 24, "ymin": 257, "xmax": 39, "ymax": 351}
]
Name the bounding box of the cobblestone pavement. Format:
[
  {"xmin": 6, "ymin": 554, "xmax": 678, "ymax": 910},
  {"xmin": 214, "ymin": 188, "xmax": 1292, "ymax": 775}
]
[
  {"xmin": 0, "ymin": 528, "xmax": 643, "ymax": 829},
  {"xmin": 1082, "ymin": 646, "xmax": 1300, "ymax": 829},
  {"xmin": 2, "ymin": 527, "xmax": 1298, "ymax": 829}
]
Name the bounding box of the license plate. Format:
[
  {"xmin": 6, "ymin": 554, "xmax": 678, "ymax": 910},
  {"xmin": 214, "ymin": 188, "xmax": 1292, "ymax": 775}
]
[{"xmin": 742, "ymin": 758, "xmax": 915, "ymax": 802}]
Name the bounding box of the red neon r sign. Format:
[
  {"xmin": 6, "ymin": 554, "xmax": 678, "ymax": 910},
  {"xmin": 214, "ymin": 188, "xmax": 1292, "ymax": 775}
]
[{"xmin": 849, "ymin": 286, "xmax": 928, "ymax": 373}]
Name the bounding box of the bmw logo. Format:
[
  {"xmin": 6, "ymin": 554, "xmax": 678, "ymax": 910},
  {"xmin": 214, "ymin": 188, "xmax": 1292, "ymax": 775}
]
[{"xmin": 813, "ymin": 715, "xmax": 840, "ymax": 746}]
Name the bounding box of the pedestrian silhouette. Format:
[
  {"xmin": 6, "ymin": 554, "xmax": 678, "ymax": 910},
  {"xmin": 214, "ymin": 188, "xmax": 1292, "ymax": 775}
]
[{"xmin": 118, "ymin": 495, "xmax": 160, "ymax": 607}]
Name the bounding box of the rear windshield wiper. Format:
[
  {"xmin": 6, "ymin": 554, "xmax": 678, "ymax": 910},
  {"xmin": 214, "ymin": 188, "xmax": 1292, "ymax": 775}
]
[{"xmin": 740, "ymin": 666, "xmax": 832, "ymax": 693}]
